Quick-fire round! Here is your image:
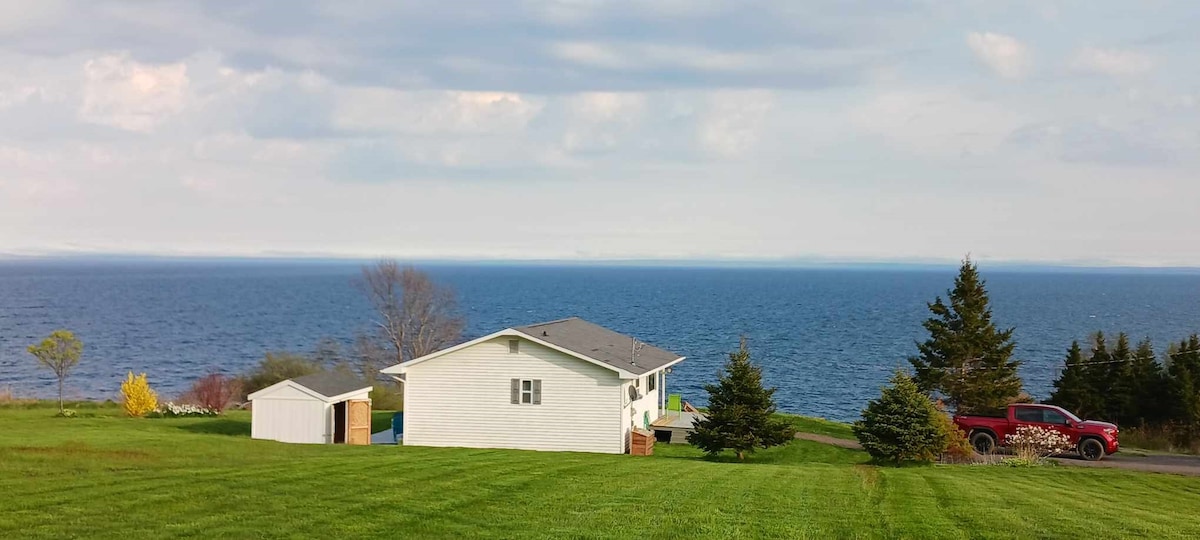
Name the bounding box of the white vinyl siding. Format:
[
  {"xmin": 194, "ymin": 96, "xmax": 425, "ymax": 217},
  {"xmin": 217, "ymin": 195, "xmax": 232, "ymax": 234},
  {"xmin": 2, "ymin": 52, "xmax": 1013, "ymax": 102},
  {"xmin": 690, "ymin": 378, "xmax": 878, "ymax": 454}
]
[
  {"xmin": 621, "ymin": 371, "xmax": 661, "ymax": 452},
  {"xmin": 403, "ymin": 337, "xmax": 624, "ymax": 453},
  {"xmin": 251, "ymin": 397, "xmax": 331, "ymax": 444}
]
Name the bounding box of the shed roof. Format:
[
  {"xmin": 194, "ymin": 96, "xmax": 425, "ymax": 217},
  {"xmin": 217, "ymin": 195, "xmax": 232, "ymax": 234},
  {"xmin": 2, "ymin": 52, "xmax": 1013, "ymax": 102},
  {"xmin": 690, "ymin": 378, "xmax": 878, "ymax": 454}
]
[
  {"xmin": 290, "ymin": 372, "xmax": 372, "ymax": 400},
  {"xmin": 514, "ymin": 317, "xmax": 683, "ymax": 376}
]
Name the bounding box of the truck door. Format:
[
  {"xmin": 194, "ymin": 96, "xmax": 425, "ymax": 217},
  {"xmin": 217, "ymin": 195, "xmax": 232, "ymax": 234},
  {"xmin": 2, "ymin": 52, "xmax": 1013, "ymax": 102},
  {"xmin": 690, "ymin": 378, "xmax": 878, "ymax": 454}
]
[{"xmin": 1040, "ymin": 408, "xmax": 1078, "ymax": 445}]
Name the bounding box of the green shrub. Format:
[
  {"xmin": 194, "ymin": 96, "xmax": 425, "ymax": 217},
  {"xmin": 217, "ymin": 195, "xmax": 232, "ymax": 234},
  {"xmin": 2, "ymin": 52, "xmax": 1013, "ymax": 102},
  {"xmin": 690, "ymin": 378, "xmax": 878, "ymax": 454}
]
[
  {"xmin": 853, "ymin": 369, "xmax": 951, "ymax": 464},
  {"xmin": 54, "ymin": 409, "xmax": 77, "ymax": 418},
  {"xmin": 371, "ymin": 384, "xmax": 404, "ymax": 410},
  {"xmin": 238, "ymin": 353, "xmax": 323, "ymax": 398}
]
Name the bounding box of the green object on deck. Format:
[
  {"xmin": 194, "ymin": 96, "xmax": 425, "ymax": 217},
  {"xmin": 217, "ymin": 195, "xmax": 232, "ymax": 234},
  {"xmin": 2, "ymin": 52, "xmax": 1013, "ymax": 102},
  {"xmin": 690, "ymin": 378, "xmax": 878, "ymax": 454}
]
[
  {"xmin": 667, "ymin": 394, "xmax": 682, "ymax": 414},
  {"xmin": 643, "ymin": 411, "xmax": 650, "ymax": 429}
]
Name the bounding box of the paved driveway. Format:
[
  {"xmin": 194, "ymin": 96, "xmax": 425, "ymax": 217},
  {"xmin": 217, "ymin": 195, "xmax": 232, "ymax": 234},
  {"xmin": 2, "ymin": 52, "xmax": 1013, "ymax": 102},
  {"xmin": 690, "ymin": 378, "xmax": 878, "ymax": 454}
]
[{"xmin": 795, "ymin": 432, "xmax": 1200, "ymax": 476}]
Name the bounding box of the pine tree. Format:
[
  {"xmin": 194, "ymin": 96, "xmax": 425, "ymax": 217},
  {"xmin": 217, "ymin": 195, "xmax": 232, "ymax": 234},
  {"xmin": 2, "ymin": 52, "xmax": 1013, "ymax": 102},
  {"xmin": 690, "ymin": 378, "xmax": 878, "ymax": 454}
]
[
  {"xmin": 853, "ymin": 369, "xmax": 951, "ymax": 464},
  {"xmin": 1080, "ymin": 332, "xmax": 1112, "ymax": 420},
  {"xmin": 1105, "ymin": 333, "xmax": 1136, "ymax": 424},
  {"xmin": 688, "ymin": 339, "xmax": 795, "ymax": 460},
  {"xmin": 1047, "ymin": 341, "xmax": 1090, "ymax": 414},
  {"xmin": 1167, "ymin": 335, "xmax": 1200, "ymax": 442},
  {"xmin": 909, "ymin": 258, "xmax": 1023, "ymax": 415},
  {"xmin": 1129, "ymin": 338, "xmax": 1165, "ymax": 426}
]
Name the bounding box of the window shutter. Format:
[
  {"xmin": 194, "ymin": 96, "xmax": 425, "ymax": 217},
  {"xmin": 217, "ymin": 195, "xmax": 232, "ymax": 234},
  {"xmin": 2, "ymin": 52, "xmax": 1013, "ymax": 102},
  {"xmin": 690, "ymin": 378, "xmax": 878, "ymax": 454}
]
[
  {"xmin": 532, "ymin": 380, "xmax": 542, "ymax": 405},
  {"xmin": 510, "ymin": 379, "xmax": 519, "ymax": 404}
]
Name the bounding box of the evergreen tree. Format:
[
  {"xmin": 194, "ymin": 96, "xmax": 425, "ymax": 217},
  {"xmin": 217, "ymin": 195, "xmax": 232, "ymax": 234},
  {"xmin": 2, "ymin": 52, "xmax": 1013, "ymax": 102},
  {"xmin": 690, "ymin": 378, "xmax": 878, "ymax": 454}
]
[
  {"xmin": 1129, "ymin": 338, "xmax": 1165, "ymax": 426},
  {"xmin": 688, "ymin": 339, "xmax": 795, "ymax": 460},
  {"xmin": 1047, "ymin": 341, "xmax": 1090, "ymax": 414},
  {"xmin": 909, "ymin": 258, "xmax": 1023, "ymax": 415},
  {"xmin": 1105, "ymin": 333, "xmax": 1136, "ymax": 424},
  {"xmin": 1167, "ymin": 335, "xmax": 1200, "ymax": 442},
  {"xmin": 853, "ymin": 369, "xmax": 952, "ymax": 464},
  {"xmin": 1079, "ymin": 332, "xmax": 1112, "ymax": 420}
]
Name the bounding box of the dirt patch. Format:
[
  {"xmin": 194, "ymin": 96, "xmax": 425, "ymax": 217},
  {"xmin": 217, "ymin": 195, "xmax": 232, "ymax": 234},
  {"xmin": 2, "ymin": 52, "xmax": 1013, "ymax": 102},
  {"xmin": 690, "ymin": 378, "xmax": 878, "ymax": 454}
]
[{"xmin": 796, "ymin": 432, "xmax": 862, "ymax": 449}]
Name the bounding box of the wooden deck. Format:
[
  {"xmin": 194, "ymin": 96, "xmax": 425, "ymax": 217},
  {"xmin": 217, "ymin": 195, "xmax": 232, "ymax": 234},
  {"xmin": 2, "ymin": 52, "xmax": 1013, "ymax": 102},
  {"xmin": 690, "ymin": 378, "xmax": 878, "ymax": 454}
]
[{"xmin": 649, "ymin": 411, "xmax": 703, "ymax": 444}]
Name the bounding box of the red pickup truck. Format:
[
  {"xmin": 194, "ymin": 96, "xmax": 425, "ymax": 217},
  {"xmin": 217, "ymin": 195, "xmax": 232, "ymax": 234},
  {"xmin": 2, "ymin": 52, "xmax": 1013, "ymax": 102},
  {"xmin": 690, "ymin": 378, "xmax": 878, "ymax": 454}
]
[{"xmin": 954, "ymin": 404, "xmax": 1119, "ymax": 461}]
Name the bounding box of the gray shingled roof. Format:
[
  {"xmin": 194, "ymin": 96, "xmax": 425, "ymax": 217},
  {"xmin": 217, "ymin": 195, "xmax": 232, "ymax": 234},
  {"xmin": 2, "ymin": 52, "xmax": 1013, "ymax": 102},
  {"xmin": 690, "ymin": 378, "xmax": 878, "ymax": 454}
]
[
  {"xmin": 514, "ymin": 317, "xmax": 683, "ymax": 375},
  {"xmin": 290, "ymin": 372, "xmax": 372, "ymax": 399}
]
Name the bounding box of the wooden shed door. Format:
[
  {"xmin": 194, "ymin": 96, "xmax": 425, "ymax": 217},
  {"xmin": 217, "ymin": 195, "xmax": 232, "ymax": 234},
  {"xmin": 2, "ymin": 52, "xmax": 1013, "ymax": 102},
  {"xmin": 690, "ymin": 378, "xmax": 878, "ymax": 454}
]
[{"xmin": 347, "ymin": 400, "xmax": 371, "ymax": 446}]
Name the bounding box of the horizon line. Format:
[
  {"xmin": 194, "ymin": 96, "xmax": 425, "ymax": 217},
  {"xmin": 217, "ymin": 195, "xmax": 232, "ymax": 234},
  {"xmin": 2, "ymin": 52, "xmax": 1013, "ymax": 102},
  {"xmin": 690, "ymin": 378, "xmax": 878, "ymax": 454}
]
[{"xmin": 3, "ymin": 252, "xmax": 1200, "ymax": 273}]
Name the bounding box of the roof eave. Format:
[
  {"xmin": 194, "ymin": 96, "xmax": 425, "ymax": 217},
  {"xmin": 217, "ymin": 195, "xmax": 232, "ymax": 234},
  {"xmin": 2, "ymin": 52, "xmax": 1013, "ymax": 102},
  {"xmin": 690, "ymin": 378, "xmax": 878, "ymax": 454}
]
[{"xmin": 618, "ymin": 356, "xmax": 687, "ymax": 379}]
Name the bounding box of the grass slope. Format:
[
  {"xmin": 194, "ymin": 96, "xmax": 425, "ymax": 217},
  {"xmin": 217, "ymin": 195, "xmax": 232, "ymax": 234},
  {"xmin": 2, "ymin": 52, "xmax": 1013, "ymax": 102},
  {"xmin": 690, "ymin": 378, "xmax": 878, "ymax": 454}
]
[{"xmin": 2, "ymin": 407, "xmax": 1199, "ymax": 539}]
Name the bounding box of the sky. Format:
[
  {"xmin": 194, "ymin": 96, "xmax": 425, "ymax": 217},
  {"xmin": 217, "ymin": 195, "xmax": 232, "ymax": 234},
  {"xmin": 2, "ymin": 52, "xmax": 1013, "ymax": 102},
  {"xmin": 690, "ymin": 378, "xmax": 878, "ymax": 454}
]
[{"xmin": 1, "ymin": 1, "xmax": 1198, "ymax": 266}]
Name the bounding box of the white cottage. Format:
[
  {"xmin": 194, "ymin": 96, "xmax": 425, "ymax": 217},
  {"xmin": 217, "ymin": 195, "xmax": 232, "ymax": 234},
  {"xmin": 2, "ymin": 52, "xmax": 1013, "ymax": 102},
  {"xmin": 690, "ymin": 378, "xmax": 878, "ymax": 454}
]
[
  {"xmin": 381, "ymin": 317, "xmax": 686, "ymax": 454},
  {"xmin": 248, "ymin": 373, "xmax": 373, "ymax": 445}
]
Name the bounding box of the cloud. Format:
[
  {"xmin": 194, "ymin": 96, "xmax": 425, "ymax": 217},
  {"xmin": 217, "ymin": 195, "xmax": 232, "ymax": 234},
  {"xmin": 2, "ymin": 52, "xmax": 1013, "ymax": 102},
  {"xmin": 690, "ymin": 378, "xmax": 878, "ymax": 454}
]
[
  {"xmin": 1070, "ymin": 47, "xmax": 1154, "ymax": 77},
  {"xmin": 966, "ymin": 32, "xmax": 1030, "ymax": 80},
  {"xmin": 78, "ymin": 53, "xmax": 189, "ymax": 132},
  {"xmin": 334, "ymin": 89, "xmax": 544, "ymax": 135},
  {"xmin": 0, "ymin": 1, "xmax": 1199, "ymax": 265},
  {"xmin": 696, "ymin": 90, "xmax": 774, "ymax": 158},
  {"xmin": 851, "ymin": 90, "xmax": 1025, "ymax": 157}
]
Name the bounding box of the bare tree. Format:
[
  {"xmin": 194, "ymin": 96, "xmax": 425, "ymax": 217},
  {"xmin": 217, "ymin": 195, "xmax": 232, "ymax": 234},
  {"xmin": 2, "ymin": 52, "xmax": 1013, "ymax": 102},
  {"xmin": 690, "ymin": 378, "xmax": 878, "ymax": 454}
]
[{"xmin": 356, "ymin": 260, "xmax": 464, "ymax": 374}]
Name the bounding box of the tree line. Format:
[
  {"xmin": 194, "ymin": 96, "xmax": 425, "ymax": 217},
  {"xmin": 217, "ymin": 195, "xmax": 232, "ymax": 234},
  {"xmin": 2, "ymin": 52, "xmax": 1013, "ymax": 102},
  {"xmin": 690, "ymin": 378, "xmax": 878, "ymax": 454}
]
[{"xmin": 1048, "ymin": 332, "xmax": 1200, "ymax": 441}]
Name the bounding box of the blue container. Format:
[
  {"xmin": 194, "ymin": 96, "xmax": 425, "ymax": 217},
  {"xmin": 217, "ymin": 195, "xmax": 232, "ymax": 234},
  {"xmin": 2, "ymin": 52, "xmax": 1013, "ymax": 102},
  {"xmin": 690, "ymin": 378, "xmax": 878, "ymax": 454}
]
[{"xmin": 392, "ymin": 412, "xmax": 404, "ymax": 443}]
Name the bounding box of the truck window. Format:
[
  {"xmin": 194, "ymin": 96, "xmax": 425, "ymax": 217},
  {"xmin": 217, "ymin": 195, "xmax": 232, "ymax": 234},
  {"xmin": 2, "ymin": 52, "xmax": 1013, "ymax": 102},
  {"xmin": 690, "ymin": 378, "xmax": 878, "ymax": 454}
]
[
  {"xmin": 1014, "ymin": 407, "xmax": 1043, "ymax": 423},
  {"xmin": 1043, "ymin": 409, "xmax": 1069, "ymax": 425}
]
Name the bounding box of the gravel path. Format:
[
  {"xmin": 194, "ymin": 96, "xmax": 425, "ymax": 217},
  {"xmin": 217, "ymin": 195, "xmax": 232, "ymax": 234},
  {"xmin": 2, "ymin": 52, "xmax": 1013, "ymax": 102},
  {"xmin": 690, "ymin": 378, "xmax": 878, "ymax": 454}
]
[{"xmin": 795, "ymin": 431, "xmax": 1200, "ymax": 476}]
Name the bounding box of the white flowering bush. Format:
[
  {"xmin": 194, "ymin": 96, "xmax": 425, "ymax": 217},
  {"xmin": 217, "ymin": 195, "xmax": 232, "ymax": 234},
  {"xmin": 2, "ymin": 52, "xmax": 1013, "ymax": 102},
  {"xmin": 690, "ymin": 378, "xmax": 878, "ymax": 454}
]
[
  {"xmin": 1005, "ymin": 425, "xmax": 1072, "ymax": 464},
  {"xmin": 153, "ymin": 401, "xmax": 219, "ymax": 418}
]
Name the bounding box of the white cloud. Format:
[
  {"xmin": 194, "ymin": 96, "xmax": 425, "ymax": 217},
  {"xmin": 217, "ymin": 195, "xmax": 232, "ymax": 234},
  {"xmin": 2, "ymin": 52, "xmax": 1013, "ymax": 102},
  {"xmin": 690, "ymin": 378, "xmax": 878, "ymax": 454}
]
[
  {"xmin": 966, "ymin": 32, "xmax": 1030, "ymax": 80},
  {"xmin": 851, "ymin": 90, "xmax": 1026, "ymax": 157},
  {"xmin": 79, "ymin": 53, "xmax": 189, "ymax": 132},
  {"xmin": 334, "ymin": 89, "xmax": 544, "ymax": 134},
  {"xmin": 696, "ymin": 90, "xmax": 774, "ymax": 158},
  {"xmin": 0, "ymin": 2, "xmax": 1198, "ymax": 264},
  {"xmin": 1070, "ymin": 47, "xmax": 1154, "ymax": 77}
]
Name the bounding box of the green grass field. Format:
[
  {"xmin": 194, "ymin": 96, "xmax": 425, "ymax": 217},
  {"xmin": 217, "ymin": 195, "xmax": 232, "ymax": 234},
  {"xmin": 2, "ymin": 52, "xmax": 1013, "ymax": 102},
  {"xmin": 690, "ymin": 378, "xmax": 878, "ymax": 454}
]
[{"xmin": 2, "ymin": 407, "xmax": 1200, "ymax": 539}]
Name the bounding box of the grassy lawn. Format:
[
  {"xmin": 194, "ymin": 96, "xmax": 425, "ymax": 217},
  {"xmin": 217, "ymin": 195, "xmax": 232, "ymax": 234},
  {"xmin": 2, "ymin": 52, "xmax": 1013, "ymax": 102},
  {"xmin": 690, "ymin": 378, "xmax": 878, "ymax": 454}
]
[
  {"xmin": 781, "ymin": 413, "xmax": 857, "ymax": 440},
  {"xmin": 2, "ymin": 407, "xmax": 1200, "ymax": 539}
]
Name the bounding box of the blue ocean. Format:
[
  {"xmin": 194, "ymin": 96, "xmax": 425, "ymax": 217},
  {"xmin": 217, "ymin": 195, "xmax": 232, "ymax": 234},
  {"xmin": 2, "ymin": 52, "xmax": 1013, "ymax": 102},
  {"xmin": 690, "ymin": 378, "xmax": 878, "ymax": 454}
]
[{"xmin": 2, "ymin": 261, "xmax": 1198, "ymax": 422}]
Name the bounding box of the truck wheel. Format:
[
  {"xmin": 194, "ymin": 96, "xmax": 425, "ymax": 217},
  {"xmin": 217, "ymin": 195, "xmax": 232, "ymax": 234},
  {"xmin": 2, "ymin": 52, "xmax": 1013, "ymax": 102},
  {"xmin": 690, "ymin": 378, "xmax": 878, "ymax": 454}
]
[
  {"xmin": 970, "ymin": 431, "xmax": 996, "ymax": 455},
  {"xmin": 1078, "ymin": 438, "xmax": 1106, "ymax": 461}
]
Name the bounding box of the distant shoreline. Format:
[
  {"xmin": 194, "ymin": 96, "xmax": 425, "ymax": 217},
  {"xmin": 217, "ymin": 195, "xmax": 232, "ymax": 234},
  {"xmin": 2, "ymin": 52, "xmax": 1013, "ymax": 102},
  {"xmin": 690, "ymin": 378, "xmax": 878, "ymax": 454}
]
[{"xmin": 2, "ymin": 254, "xmax": 1200, "ymax": 275}]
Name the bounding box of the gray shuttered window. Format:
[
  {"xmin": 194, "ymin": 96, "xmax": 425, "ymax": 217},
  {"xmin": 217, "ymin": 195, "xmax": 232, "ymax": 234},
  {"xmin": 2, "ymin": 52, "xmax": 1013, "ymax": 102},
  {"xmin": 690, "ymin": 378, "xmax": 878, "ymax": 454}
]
[{"xmin": 511, "ymin": 378, "xmax": 543, "ymax": 405}]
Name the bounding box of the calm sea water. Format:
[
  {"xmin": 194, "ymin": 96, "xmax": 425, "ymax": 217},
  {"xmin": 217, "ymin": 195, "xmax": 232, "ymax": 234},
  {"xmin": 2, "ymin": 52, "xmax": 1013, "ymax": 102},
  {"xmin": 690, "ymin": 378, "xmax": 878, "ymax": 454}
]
[{"xmin": 1, "ymin": 261, "xmax": 1198, "ymax": 422}]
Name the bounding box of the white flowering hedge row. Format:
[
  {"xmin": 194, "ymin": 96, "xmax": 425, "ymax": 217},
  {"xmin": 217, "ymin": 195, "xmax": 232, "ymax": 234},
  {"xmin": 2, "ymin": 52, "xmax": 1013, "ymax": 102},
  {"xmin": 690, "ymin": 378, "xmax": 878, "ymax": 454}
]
[
  {"xmin": 154, "ymin": 401, "xmax": 219, "ymax": 417},
  {"xmin": 1006, "ymin": 425, "xmax": 1072, "ymax": 463}
]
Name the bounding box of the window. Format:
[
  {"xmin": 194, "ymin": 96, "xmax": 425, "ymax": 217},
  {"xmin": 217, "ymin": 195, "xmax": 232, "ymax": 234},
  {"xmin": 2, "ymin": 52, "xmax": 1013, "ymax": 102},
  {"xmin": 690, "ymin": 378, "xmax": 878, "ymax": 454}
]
[
  {"xmin": 1014, "ymin": 407, "xmax": 1043, "ymax": 423},
  {"xmin": 510, "ymin": 378, "xmax": 541, "ymax": 405},
  {"xmin": 1043, "ymin": 409, "xmax": 1069, "ymax": 425},
  {"xmin": 508, "ymin": 339, "xmax": 519, "ymax": 354},
  {"xmin": 647, "ymin": 374, "xmax": 656, "ymax": 392},
  {"xmin": 635, "ymin": 377, "xmax": 640, "ymax": 389}
]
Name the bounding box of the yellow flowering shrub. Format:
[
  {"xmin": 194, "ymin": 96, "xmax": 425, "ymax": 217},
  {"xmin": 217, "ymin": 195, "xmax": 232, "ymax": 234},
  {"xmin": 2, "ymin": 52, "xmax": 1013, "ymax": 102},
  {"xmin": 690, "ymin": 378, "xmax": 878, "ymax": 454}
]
[{"xmin": 121, "ymin": 372, "xmax": 158, "ymax": 417}]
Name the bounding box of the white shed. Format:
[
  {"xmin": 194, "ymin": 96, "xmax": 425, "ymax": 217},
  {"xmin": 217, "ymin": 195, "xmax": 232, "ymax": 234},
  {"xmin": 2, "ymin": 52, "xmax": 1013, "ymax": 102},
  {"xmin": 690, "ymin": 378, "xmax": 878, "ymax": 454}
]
[{"xmin": 248, "ymin": 373, "xmax": 373, "ymax": 445}]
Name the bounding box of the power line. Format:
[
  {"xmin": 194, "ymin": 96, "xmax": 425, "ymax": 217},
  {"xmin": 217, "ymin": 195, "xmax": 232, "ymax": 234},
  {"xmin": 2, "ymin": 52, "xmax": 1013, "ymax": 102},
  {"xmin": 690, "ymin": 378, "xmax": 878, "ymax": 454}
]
[{"xmin": 912, "ymin": 345, "xmax": 1200, "ymax": 372}]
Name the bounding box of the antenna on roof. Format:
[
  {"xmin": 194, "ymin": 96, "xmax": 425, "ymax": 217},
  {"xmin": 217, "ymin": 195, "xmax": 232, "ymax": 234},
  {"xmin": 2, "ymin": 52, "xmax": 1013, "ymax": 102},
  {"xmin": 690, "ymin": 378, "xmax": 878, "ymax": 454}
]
[
  {"xmin": 542, "ymin": 331, "xmax": 548, "ymax": 337},
  {"xmin": 630, "ymin": 338, "xmax": 645, "ymax": 367}
]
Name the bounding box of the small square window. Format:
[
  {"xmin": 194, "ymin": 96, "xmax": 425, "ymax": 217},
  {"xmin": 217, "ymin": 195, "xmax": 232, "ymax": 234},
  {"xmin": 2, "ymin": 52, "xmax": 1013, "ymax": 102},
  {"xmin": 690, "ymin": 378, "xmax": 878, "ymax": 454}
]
[
  {"xmin": 648, "ymin": 374, "xmax": 656, "ymax": 392},
  {"xmin": 512, "ymin": 379, "xmax": 541, "ymax": 405},
  {"xmin": 508, "ymin": 339, "xmax": 519, "ymax": 354}
]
